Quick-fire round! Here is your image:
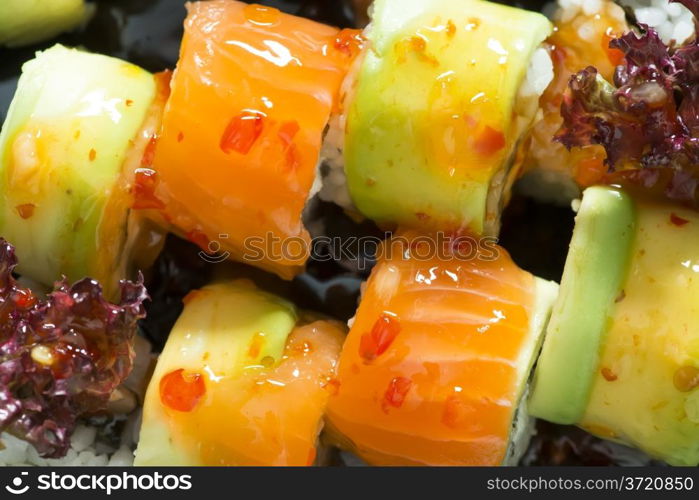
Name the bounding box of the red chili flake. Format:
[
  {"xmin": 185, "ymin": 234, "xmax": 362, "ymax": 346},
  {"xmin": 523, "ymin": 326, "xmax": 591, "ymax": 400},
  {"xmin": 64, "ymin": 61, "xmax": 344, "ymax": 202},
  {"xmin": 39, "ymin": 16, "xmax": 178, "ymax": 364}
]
[
  {"xmin": 601, "ymin": 367, "xmax": 618, "ymax": 382},
  {"xmin": 333, "ymin": 29, "xmax": 364, "ymax": 57},
  {"xmin": 220, "ymin": 111, "xmax": 265, "ymax": 155},
  {"xmin": 670, "ymin": 213, "xmax": 690, "ymax": 227},
  {"xmin": 186, "ymin": 229, "xmax": 210, "ymax": 252},
  {"xmin": 359, "ymin": 313, "xmax": 401, "ymax": 362},
  {"xmin": 12, "ymin": 288, "xmax": 36, "ymax": 309},
  {"xmin": 88, "ymin": 149, "xmax": 97, "ymax": 162},
  {"xmin": 15, "ymin": 203, "xmax": 35, "ymax": 219},
  {"xmin": 177, "ymin": 131, "xmax": 185, "ymax": 143},
  {"xmin": 141, "ymin": 136, "xmax": 158, "ymax": 167},
  {"xmin": 474, "ymin": 126, "xmax": 506, "ymax": 156},
  {"xmin": 125, "ymin": 99, "xmax": 134, "ymax": 107},
  {"xmin": 131, "ymin": 167, "xmax": 165, "ymax": 210},
  {"xmin": 382, "ymin": 376, "xmax": 412, "ymax": 413},
  {"xmin": 159, "ymin": 369, "xmax": 206, "ymax": 412}
]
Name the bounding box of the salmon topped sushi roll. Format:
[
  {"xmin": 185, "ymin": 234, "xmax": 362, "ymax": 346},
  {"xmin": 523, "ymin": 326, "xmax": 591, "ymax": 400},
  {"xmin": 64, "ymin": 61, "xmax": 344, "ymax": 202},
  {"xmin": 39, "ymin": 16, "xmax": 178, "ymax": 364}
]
[
  {"xmin": 140, "ymin": 1, "xmax": 361, "ymax": 279},
  {"xmin": 326, "ymin": 231, "xmax": 557, "ymax": 465}
]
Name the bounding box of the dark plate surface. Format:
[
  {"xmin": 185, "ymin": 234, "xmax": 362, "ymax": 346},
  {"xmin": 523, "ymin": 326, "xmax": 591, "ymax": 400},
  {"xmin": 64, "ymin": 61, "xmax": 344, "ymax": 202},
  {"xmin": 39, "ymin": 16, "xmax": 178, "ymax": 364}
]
[{"xmin": 0, "ymin": 0, "xmax": 655, "ymax": 466}]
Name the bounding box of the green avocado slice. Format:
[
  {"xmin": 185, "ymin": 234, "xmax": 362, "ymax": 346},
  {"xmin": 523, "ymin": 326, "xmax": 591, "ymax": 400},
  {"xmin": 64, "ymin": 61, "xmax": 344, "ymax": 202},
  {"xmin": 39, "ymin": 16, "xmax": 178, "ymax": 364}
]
[{"xmin": 528, "ymin": 186, "xmax": 636, "ymax": 424}]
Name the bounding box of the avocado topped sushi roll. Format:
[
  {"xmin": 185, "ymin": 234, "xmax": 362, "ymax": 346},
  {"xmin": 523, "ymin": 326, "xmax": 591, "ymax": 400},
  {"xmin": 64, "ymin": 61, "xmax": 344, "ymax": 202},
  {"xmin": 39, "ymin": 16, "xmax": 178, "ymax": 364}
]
[
  {"xmin": 530, "ymin": 186, "xmax": 699, "ymax": 465},
  {"xmin": 135, "ymin": 280, "xmax": 346, "ymax": 466},
  {"xmin": 0, "ymin": 45, "xmax": 167, "ymax": 298},
  {"xmin": 323, "ymin": 0, "xmax": 553, "ymax": 236}
]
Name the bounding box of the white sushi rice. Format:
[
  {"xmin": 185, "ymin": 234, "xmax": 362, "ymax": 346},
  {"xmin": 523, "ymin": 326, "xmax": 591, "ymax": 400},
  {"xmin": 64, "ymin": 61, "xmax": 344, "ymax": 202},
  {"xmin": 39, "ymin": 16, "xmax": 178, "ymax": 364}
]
[
  {"xmin": 318, "ymin": 113, "xmax": 354, "ymax": 211},
  {"xmin": 504, "ymin": 391, "xmax": 537, "ymax": 466},
  {"xmin": 318, "ymin": 50, "xmax": 366, "ymax": 212},
  {"xmin": 628, "ymin": 0, "xmax": 694, "ymax": 43}
]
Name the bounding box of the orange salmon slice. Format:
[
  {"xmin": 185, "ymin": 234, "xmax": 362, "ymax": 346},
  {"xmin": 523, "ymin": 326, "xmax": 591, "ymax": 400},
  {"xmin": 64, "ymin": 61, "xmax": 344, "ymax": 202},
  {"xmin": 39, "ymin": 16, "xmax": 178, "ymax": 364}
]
[{"xmin": 145, "ymin": 0, "xmax": 360, "ymax": 278}]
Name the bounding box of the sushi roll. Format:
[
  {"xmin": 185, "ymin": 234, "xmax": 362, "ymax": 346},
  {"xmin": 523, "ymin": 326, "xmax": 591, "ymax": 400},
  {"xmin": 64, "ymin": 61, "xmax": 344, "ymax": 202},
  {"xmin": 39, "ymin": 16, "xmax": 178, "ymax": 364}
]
[
  {"xmin": 322, "ymin": 0, "xmax": 554, "ymax": 236},
  {"xmin": 530, "ymin": 17, "xmax": 699, "ymax": 465},
  {"xmin": 0, "ymin": 44, "xmax": 167, "ymax": 297},
  {"xmin": 135, "ymin": 280, "xmax": 346, "ymax": 466},
  {"xmin": 519, "ymin": 0, "xmax": 697, "ymax": 204},
  {"xmin": 0, "ymin": 0, "xmax": 93, "ymax": 48},
  {"xmin": 529, "ymin": 187, "xmax": 699, "ymax": 465},
  {"xmin": 140, "ymin": 1, "xmax": 362, "ymax": 279},
  {"xmin": 326, "ymin": 231, "xmax": 558, "ymax": 465}
]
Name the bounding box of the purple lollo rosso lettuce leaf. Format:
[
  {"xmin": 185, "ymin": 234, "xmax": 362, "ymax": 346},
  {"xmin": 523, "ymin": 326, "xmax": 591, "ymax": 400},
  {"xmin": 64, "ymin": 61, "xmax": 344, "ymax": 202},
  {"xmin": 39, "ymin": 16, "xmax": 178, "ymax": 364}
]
[
  {"xmin": 556, "ymin": 0, "xmax": 699, "ymax": 200},
  {"xmin": 0, "ymin": 238, "xmax": 147, "ymax": 458}
]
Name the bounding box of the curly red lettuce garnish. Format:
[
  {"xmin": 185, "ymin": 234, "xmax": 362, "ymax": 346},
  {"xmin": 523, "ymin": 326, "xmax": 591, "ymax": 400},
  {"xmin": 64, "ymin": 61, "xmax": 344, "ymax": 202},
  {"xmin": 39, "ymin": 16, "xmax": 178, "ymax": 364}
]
[
  {"xmin": 0, "ymin": 239, "xmax": 147, "ymax": 458},
  {"xmin": 556, "ymin": 0, "xmax": 699, "ymax": 201}
]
